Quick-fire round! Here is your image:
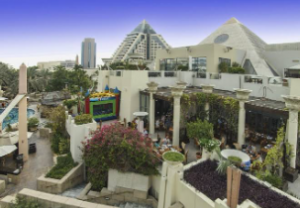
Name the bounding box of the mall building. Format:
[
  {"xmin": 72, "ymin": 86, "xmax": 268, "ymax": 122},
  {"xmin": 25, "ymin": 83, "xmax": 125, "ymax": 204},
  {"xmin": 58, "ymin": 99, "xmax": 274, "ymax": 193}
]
[{"xmin": 155, "ymin": 18, "xmax": 300, "ymax": 78}]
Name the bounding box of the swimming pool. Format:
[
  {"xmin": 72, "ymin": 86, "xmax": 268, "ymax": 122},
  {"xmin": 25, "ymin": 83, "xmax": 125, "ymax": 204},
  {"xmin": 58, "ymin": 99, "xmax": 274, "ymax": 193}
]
[{"xmin": 0, "ymin": 108, "xmax": 35, "ymax": 130}]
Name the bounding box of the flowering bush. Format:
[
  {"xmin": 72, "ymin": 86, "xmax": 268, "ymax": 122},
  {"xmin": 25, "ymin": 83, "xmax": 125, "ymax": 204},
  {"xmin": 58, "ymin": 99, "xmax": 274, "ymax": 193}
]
[{"xmin": 83, "ymin": 123, "xmax": 160, "ymax": 191}]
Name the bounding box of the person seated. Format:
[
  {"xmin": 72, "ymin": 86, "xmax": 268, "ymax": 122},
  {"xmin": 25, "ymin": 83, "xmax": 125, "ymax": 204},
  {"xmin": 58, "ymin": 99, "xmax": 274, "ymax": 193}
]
[
  {"xmin": 240, "ymin": 160, "xmax": 251, "ymax": 172},
  {"xmin": 160, "ymin": 135, "xmax": 171, "ymax": 146},
  {"xmin": 249, "ymin": 150, "xmax": 262, "ymax": 162},
  {"xmin": 155, "ymin": 119, "xmax": 160, "ymax": 129},
  {"xmin": 246, "ymin": 141, "xmax": 256, "ymax": 155},
  {"xmin": 143, "ymin": 128, "xmax": 148, "ymax": 137}
]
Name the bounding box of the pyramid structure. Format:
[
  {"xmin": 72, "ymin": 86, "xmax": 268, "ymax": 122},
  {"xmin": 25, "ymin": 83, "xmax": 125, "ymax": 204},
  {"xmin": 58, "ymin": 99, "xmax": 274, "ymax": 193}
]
[
  {"xmin": 199, "ymin": 17, "xmax": 277, "ymax": 76},
  {"xmin": 111, "ymin": 20, "xmax": 170, "ymax": 63}
]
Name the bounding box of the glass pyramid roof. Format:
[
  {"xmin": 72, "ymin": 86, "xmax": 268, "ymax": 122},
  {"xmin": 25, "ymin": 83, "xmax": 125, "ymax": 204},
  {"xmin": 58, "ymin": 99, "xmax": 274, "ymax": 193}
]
[{"xmin": 130, "ymin": 20, "xmax": 156, "ymax": 34}]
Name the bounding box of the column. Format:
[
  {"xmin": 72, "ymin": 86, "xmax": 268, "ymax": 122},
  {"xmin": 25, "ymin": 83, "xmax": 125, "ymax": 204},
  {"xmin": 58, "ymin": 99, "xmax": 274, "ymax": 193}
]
[
  {"xmin": 234, "ymin": 88, "xmax": 252, "ymax": 145},
  {"xmin": 147, "ymin": 82, "xmax": 158, "ymax": 136},
  {"xmin": 171, "ymin": 84, "xmax": 186, "ymax": 146},
  {"xmin": 18, "ymin": 63, "xmax": 28, "ymax": 161},
  {"xmin": 201, "ymin": 84, "xmax": 214, "ymax": 120},
  {"xmin": 282, "ymin": 95, "xmax": 300, "ymax": 168}
]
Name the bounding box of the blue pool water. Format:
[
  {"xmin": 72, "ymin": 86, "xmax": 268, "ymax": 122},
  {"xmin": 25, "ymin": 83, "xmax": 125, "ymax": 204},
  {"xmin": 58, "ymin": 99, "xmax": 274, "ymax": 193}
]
[{"xmin": 0, "ymin": 108, "xmax": 35, "ymax": 130}]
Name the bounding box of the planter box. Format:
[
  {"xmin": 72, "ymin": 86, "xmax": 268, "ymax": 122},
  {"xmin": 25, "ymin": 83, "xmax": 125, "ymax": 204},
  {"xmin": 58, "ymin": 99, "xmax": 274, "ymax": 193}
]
[
  {"xmin": 29, "ymin": 126, "xmax": 38, "ymax": 132},
  {"xmin": 284, "ymin": 167, "xmax": 299, "ymax": 182},
  {"xmin": 37, "ymin": 163, "xmax": 84, "ymax": 194},
  {"xmin": 108, "ymin": 169, "xmax": 150, "ymax": 193}
]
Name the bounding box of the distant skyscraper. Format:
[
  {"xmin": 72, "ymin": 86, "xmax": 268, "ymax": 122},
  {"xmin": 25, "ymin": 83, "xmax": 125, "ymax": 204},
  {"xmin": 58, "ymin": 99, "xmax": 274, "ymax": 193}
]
[
  {"xmin": 75, "ymin": 55, "xmax": 79, "ymax": 65},
  {"xmin": 81, "ymin": 38, "xmax": 96, "ymax": 68},
  {"xmin": 111, "ymin": 20, "xmax": 170, "ymax": 63}
]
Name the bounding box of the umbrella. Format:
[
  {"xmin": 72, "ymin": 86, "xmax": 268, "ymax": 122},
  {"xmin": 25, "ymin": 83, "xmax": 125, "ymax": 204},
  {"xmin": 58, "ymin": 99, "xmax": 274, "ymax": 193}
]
[
  {"xmin": 0, "ymin": 145, "xmax": 17, "ymax": 157},
  {"xmin": 0, "ymin": 97, "xmax": 7, "ymax": 101}
]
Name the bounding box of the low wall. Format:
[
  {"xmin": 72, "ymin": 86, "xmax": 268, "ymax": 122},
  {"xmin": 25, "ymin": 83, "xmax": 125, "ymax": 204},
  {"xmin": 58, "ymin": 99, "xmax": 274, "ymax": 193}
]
[
  {"xmin": 108, "ymin": 169, "xmax": 151, "ymax": 193},
  {"xmin": 0, "ymin": 188, "xmax": 117, "ymax": 208},
  {"xmin": 0, "ymin": 180, "xmax": 5, "ymax": 195},
  {"xmin": 37, "ymin": 163, "xmax": 84, "ymax": 194},
  {"xmin": 65, "ymin": 113, "xmax": 97, "ymax": 163}
]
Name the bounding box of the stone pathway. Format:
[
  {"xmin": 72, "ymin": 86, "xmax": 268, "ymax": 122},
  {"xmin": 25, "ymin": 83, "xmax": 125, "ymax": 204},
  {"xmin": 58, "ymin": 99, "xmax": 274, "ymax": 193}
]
[
  {"xmin": 288, "ymin": 175, "xmax": 300, "ymax": 198},
  {"xmin": 5, "ymin": 131, "xmax": 54, "ymax": 195},
  {"xmin": 3, "ymin": 102, "xmax": 54, "ymax": 195}
]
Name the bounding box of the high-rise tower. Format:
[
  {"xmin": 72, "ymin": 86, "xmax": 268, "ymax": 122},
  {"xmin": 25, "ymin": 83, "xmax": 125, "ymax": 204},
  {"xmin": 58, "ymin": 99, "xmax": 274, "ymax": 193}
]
[
  {"xmin": 111, "ymin": 20, "xmax": 170, "ymax": 63},
  {"xmin": 81, "ymin": 38, "xmax": 96, "ymax": 68}
]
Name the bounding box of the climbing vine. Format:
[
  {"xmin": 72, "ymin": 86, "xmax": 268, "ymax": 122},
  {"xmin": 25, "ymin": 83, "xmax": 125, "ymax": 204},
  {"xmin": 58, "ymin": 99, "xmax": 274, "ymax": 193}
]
[{"xmin": 181, "ymin": 92, "xmax": 239, "ymax": 137}]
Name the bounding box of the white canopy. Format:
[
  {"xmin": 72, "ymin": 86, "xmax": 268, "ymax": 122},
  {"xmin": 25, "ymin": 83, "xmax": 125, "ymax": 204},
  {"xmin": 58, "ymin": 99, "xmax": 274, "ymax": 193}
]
[{"xmin": 0, "ymin": 145, "xmax": 17, "ymax": 157}]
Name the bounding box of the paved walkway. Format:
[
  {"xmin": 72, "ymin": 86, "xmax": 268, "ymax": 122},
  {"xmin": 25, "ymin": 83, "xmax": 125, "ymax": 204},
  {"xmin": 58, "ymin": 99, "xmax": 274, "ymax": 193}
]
[
  {"xmin": 3, "ymin": 103, "xmax": 54, "ymax": 195},
  {"xmin": 5, "ymin": 131, "xmax": 54, "ymax": 195}
]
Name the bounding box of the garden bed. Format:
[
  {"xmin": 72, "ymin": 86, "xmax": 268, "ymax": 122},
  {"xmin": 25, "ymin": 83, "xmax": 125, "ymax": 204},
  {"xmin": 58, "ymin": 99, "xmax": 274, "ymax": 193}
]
[
  {"xmin": 183, "ymin": 160, "xmax": 300, "ymax": 208},
  {"xmin": 46, "ymin": 154, "xmax": 77, "ymax": 179}
]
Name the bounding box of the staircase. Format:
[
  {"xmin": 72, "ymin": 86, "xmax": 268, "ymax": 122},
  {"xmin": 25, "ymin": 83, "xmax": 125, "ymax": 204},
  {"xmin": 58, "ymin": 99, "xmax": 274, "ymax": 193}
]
[{"xmin": 118, "ymin": 202, "xmax": 153, "ymax": 208}]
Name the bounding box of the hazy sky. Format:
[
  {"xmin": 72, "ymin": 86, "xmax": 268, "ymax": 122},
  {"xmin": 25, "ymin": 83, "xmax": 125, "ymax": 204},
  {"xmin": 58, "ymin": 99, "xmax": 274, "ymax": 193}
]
[{"xmin": 1, "ymin": 0, "xmax": 300, "ymax": 68}]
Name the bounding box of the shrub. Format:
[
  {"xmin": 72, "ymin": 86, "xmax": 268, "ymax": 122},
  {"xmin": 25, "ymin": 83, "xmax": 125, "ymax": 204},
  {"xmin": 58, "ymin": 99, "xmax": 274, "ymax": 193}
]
[
  {"xmin": 75, "ymin": 114, "xmax": 93, "ymax": 125},
  {"xmin": 63, "ymin": 99, "xmax": 77, "ymax": 110},
  {"xmin": 10, "ymin": 196, "xmax": 41, "ymax": 208},
  {"xmin": 228, "ymin": 156, "xmax": 242, "ymax": 164},
  {"xmin": 51, "ymin": 134, "xmax": 69, "ymax": 154},
  {"xmin": 228, "ymin": 67, "xmax": 245, "ymax": 74},
  {"xmin": 83, "ymin": 123, "xmax": 160, "ymax": 191},
  {"xmin": 28, "ymin": 117, "xmax": 39, "ymax": 128},
  {"xmin": 59, "ymin": 138, "xmax": 70, "ymax": 154},
  {"xmin": 49, "ymin": 106, "xmax": 67, "ymax": 135},
  {"xmin": 163, "ymin": 152, "xmax": 185, "ymax": 162},
  {"xmin": 46, "ymin": 153, "xmax": 77, "ymax": 179},
  {"xmin": 218, "ymin": 62, "xmax": 229, "ymax": 73}
]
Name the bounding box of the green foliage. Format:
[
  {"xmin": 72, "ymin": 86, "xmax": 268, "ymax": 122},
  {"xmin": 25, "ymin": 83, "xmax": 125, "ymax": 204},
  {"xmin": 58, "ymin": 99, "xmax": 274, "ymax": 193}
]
[
  {"xmin": 49, "ymin": 106, "xmax": 67, "ymax": 136},
  {"xmin": 253, "ymin": 126, "xmax": 293, "ymax": 188},
  {"xmin": 216, "ymin": 160, "xmax": 232, "ymax": 175},
  {"xmin": 49, "ymin": 106, "xmax": 69, "ymax": 154},
  {"xmin": 199, "ymin": 138, "xmax": 220, "ymax": 152},
  {"xmin": 10, "ymin": 196, "xmax": 41, "ymax": 208},
  {"xmin": 228, "ymin": 67, "xmax": 245, "ymax": 74},
  {"xmin": 59, "ymin": 138, "xmax": 70, "ymax": 155},
  {"xmin": 256, "ymin": 171, "xmax": 283, "ymax": 189},
  {"xmin": 163, "ymin": 152, "xmax": 185, "ymax": 162},
  {"xmin": 46, "ymin": 153, "xmax": 77, "ymax": 179},
  {"xmin": 46, "ymin": 65, "xmax": 91, "ymax": 94},
  {"xmin": 187, "ymin": 119, "xmax": 214, "ymax": 141},
  {"xmin": 74, "ymin": 114, "xmax": 93, "ymax": 125},
  {"xmin": 264, "ymin": 126, "xmax": 293, "ymax": 175},
  {"xmin": 177, "ymin": 65, "xmax": 189, "ymax": 71},
  {"xmin": 0, "ymin": 62, "xmax": 19, "ymax": 99},
  {"xmin": 228, "ymin": 156, "xmax": 242, "ymax": 164},
  {"xmin": 27, "ymin": 117, "xmax": 39, "ymax": 128},
  {"xmin": 51, "ymin": 134, "xmax": 61, "ymax": 154},
  {"xmin": 63, "ymin": 99, "xmax": 77, "ymax": 110},
  {"xmin": 83, "ymin": 124, "xmax": 159, "ymax": 191},
  {"xmin": 181, "ymin": 93, "xmax": 239, "ymax": 135},
  {"xmin": 218, "ymin": 62, "xmax": 229, "ymax": 73}
]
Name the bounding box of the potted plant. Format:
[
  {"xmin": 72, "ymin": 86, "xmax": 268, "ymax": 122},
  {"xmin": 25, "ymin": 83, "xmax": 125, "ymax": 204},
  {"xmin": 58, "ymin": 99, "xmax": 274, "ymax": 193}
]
[
  {"xmin": 28, "ymin": 117, "xmax": 39, "ymax": 132},
  {"xmin": 63, "ymin": 99, "xmax": 77, "ymax": 114},
  {"xmin": 162, "ymin": 151, "xmax": 185, "ymax": 166},
  {"xmin": 187, "ymin": 119, "xmax": 219, "ymax": 159}
]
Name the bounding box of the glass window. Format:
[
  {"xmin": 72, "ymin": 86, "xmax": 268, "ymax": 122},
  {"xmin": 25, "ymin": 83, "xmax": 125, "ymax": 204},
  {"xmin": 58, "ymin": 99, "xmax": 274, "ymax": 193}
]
[
  {"xmin": 93, "ymin": 103, "xmax": 113, "ymax": 116},
  {"xmin": 176, "ymin": 58, "xmax": 189, "ymax": 70},
  {"xmin": 160, "ymin": 58, "xmax": 176, "ymax": 71},
  {"xmin": 219, "ymin": 58, "xmax": 231, "ymax": 66},
  {"xmin": 192, "ymin": 57, "xmax": 207, "ymax": 72}
]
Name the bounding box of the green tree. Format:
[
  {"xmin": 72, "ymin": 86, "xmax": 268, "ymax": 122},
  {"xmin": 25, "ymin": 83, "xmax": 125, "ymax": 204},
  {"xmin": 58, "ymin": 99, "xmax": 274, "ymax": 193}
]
[{"xmin": 46, "ymin": 66, "xmax": 70, "ymax": 91}]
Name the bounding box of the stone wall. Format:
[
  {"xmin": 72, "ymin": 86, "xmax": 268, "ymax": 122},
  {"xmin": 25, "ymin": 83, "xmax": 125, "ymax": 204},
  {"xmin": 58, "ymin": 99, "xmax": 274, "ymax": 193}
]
[
  {"xmin": 86, "ymin": 187, "xmax": 158, "ymax": 208},
  {"xmin": 37, "ymin": 163, "xmax": 84, "ymax": 194},
  {"xmin": 0, "ymin": 180, "xmax": 5, "ymax": 195},
  {"xmin": 0, "ymin": 188, "xmax": 116, "ymax": 208}
]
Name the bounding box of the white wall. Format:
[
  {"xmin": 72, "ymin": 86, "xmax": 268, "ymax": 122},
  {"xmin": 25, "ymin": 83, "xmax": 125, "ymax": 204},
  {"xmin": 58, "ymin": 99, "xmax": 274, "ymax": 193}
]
[
  {"xmin": 65, "ymin": 113, "xmax": 97, "ymax": 163},
  {"xmin": 109, "ymin": 71, "xmax": 149, "ymax": 121}
]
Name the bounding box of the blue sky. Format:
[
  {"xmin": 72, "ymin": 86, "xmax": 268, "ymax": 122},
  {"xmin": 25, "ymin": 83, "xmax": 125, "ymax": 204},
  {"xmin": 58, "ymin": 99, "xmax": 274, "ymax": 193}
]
[{"xmin": 1, "ymin": 0, "xmax": 300, "ymax": 68}]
